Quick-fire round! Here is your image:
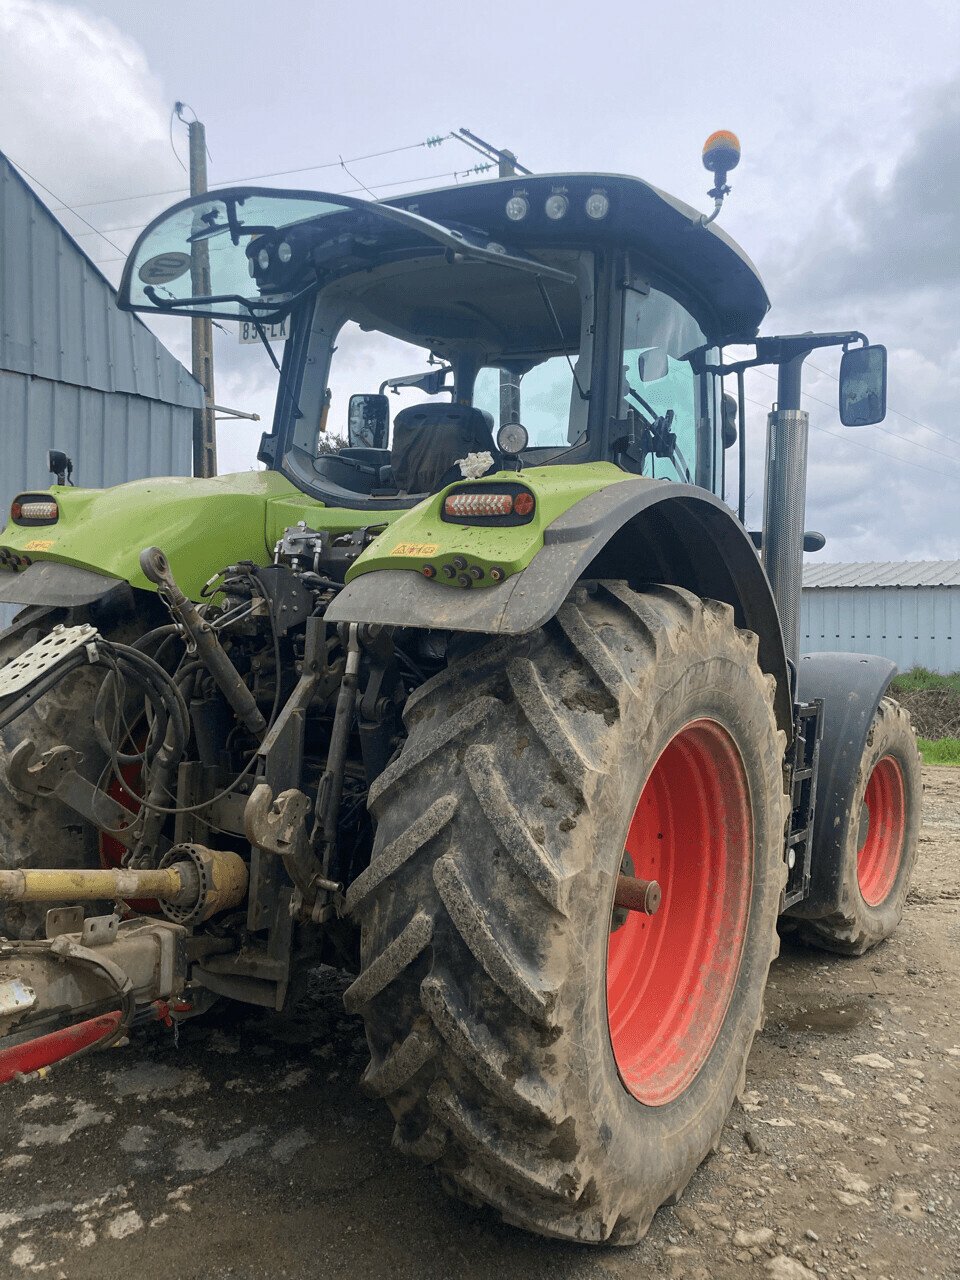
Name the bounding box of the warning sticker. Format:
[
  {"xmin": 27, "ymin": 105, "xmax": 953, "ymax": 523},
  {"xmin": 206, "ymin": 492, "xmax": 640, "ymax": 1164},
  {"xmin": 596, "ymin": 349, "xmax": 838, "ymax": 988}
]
[
  {"xmin": 24, "ymin": 539, "xmax": 55, "ymax": 551},
  {"xmin": 390, "ymin": 542, "xmax": 439, "ymax": 557}
]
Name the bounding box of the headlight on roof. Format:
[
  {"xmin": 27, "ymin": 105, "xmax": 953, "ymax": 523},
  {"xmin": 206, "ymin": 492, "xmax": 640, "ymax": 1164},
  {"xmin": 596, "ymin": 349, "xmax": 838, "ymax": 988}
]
[
  {"xmin": 505, "ymin": 195, "xmax": 529, "ymax": 222},
  {"xmin": 545, "ymin": 193, "xmax": 569, "ymax": 220},
  {"xmin": 585, "ymin": 191, "xmax": 610, "ymax": 219}
]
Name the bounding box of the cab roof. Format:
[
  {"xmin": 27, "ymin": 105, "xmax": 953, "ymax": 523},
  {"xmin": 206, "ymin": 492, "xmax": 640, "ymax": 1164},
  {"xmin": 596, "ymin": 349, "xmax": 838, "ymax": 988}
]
[{"xmin": 384, "ymin": 172, "xmax": 770, "ymax": 344}]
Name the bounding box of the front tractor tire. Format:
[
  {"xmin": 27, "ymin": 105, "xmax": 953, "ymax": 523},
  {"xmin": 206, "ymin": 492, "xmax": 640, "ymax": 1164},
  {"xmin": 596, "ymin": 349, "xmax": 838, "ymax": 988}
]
[
  {"xmin": 799, "ymin": 697, "xmax": 921, "ymax": 957},
  {"xmin": 346, "ymin": 583, "xmax": 788, "ymax": 1244}
]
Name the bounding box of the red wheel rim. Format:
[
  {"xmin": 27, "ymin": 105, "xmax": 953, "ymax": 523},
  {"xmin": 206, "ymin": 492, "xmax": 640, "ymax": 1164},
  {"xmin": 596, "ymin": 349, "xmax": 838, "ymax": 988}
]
[
  {"xmin": 606, "ymin": 719, "xmax": 753, "ymax": 1106},
  {"xmin": 857, "ymin": 755, "xmax": 906, "ymax": 907}
]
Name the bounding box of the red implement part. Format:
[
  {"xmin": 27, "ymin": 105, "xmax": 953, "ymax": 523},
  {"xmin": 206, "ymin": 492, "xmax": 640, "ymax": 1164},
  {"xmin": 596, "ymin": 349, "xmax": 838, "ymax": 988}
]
[
  {"xmin": 0, "ymin": 1011, "xmax": 122, "ymax": 1083},
  {"xmin": 606, "ymin": 719, "xmax": 753, "ymax": 1107},
  {"xmin": 857, "ymin": 754, "xmax": 906, "ymax": 906},
  {"xmin": 98, "ymin": 750, "xmax": 158, "ymax": 914}
]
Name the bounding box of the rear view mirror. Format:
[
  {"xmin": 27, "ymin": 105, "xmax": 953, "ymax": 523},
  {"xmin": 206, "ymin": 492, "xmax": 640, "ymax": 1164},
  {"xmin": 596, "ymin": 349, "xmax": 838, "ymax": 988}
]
[
  {"xmin": 348, "ymin": 393, "xmax": 390, "ymax": 449},
  {"xmin": 839, "ymin": 344, "xmax": 887, "ymax": 426},
  {"xmin": 721, "ymin": 392, "xmax": 738, "ymax": 448},
  {"xmin": 636, "ymin": 348, "xmax": 669, "ymax": 382}
]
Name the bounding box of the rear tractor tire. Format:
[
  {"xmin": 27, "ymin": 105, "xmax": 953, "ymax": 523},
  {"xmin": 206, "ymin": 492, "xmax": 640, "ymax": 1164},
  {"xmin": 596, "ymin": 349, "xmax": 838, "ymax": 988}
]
[
  {"xmin": 0, "ymin": 613, "xmax": 113, "ymax": 939},
  {"xmin": 799, "ymin": 696, "xmax": 921, "ymax": 957},
  {"xmin": 345, "ymin": 582, "xmax": 788, "ymax": 1244}
]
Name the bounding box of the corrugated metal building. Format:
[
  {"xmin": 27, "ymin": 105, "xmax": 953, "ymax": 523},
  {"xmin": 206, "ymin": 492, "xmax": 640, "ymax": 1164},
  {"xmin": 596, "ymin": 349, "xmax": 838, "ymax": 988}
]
[
  {"xmin": 802, "ymin": 561, "xmax": 960, "ymax": 674},
  {"xmin": 1, "ymin": 150, "xmax": 200, "ymax": 621}
]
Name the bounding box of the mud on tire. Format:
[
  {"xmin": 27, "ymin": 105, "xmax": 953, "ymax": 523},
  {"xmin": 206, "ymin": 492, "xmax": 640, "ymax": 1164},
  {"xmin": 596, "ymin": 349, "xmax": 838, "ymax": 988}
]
[
  {"xmin": 345, "ymin": 582, "xmax": 788, "ymax": 1244},
  {"xmin": 799, "ymin": 697, "xmax": 921, "ymax": 957},
  {"xmin": 0, "ymin": 611, "xmax": 110, "ymax": 939}
]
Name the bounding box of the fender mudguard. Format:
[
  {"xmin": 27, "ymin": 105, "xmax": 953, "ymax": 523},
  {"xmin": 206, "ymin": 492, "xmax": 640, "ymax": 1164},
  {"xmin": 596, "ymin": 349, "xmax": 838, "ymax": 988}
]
[
  {"xmin": 0, "ymin": 560, "xmax": 131, "ymax": 612},
  {"xmin": 326, "ymin": 480, "xmax": 792, "ymax": 734},
  {"xmin": 787, "ymin": 650, "xmax": 896, "ymax": 919}
]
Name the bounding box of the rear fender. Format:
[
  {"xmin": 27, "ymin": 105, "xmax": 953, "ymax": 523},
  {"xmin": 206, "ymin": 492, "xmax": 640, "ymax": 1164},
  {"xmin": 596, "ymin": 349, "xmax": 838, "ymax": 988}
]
[
  {"xmin": 787, "ymin": 650, "xmax": 896, "ymax": 919},
  {"xmin": 326, "ymin": 480, "xmax": 792, "ymax": 734}
]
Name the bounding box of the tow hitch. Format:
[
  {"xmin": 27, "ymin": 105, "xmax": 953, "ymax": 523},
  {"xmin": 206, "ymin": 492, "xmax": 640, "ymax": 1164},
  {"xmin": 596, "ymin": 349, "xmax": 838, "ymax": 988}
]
[{"xmin": 0, "ymin": 848, "xmax": 247, "ymax": 1082}]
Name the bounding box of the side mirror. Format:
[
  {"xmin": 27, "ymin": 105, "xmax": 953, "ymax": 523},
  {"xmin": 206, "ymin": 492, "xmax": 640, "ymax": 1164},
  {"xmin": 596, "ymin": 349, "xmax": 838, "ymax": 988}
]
[
  {"xmin": 721, "ymin": 392, "xmax": 738, "ymax": 448},
  {"xmin": 839, "ymin": 344, "xmax": 887, "ymax": 426},
  {"xmin": 347, "ymin": 393, "xmax": 390, "ymax": 450}
]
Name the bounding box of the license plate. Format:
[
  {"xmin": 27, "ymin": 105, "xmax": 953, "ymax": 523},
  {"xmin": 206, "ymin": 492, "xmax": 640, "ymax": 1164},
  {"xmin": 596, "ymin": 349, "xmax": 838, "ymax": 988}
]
[{"xmin": 239, "ymin": 316, "xmax": 289, "ymax": 344}]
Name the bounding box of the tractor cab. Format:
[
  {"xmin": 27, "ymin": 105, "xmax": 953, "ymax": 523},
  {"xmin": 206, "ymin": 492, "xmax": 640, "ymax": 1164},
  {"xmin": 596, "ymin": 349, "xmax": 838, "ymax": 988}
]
[{"xmin": 120, "ymin": 174, "xmax": 771, "ymax": 509}]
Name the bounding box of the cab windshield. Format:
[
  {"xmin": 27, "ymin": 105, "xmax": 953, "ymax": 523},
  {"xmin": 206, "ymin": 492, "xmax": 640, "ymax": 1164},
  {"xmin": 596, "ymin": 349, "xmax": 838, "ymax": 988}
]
[
  {"xmin": 279, "ymin": 248, "xmax": 596, "ymax": 502},
  {"xmin": 120, "ymin": 184, "xmax": 726, "ymax": 506}
]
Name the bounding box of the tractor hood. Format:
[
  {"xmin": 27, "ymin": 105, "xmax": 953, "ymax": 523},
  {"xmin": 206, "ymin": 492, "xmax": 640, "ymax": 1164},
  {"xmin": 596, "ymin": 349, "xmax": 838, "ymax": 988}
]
[{"xmin": 0, "ymin": 471, "xmax": 299, "ymax": 602}]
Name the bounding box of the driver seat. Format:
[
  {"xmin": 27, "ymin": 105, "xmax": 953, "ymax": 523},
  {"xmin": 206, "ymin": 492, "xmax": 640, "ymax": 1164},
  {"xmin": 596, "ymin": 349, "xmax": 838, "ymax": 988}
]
[{"xmin": 390, "ymin": 404, "xmax": 496, "ymax": 493}]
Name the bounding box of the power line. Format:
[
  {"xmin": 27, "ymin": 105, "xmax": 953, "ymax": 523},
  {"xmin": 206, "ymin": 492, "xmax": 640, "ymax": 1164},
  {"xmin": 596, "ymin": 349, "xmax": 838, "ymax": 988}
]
[
  {"xmin": 805, "ymin": 359, "xmax": 960, "ymax": 451},
  {"xmin": 743, "ymin": 393, "xmax": 960, "ymax": 482},
  {"xmin": 6, "ymin": 159, "xmax": 128, "ymax": 257},
  {"xmin": 45, "ymin": 135, "xmax": 454, "ymax": 214},
  {"xmin": 752, "ymin": 366, "xmax": 960, "ymax": 466},
  {"xmin": 73, "ymin": 159, "xmax": 496, "ymax": 240},
  {"xmin": 86, "ymin": 164, "xmax": 495, "ymax": 266}
]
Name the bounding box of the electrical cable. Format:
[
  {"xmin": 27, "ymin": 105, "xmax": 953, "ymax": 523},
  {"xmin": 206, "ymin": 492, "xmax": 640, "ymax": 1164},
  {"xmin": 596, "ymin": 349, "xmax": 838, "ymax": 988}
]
[
  {"xmin": 4, "ymin": 160, "xmax": 128, "ymax": 256},
  {"xmin": 752, "ymin": 367, "xmax": 960, "ymax": 470},
  {"xmin": 100, "ymin": 572, "xmax": 285, "ymax": 819},
  {"xmin": 742, "ymin": 393, "xmax": 957, "ymax": 482},
  {"xmin": 43, "ymin": 135, "xmax": 455, "ymax": 213},
  {"xmin": 803, "ymin": 360, "xmax": 960, "ymax": 452},
  {"xmin": 73, "ymin": 165, "xmax": 497, "ymax": 268},
  {"xmin": 168, "ymin": 106, "xmax": 188, "ymax": 174}
]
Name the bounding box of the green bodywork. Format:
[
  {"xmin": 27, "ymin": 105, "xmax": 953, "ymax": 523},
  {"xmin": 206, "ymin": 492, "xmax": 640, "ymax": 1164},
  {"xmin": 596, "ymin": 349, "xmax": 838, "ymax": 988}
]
[{"xmin": 1, "ymin": 463, "xmax": 632, "ymax": 603}]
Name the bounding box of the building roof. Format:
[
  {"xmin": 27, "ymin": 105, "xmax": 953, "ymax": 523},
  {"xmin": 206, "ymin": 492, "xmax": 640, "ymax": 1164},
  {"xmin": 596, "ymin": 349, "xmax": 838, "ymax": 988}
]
[
  {"xmin": 803, "ymin": 561, "xmax": 960, "ymax": 589},
  {"xmin": 0, "ymin": 151, "xmax": 201, "ymax": 411}
]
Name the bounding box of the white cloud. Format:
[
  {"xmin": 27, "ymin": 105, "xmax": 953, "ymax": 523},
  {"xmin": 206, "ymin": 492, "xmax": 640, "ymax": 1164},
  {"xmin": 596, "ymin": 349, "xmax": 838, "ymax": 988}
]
[
  {"xmin": 2, "ymin": 1, "xmax": 956, "ymax": 562},
  {"xmin": 0, "ymin": 1, "xmax": 187, "ymax": 256}
]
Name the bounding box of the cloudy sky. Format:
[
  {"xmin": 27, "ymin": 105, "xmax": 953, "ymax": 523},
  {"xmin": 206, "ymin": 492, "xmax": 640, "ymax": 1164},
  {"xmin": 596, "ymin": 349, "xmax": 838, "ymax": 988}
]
[{"xmin": 1, "ymin": 0, "xmax": 957, "ymax": 560}]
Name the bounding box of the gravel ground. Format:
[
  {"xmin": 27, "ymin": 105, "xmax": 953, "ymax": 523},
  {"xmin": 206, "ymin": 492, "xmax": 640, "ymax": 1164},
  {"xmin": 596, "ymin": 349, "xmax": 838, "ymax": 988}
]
[{"xmin": 1, "ymin": 766, "xmax": 957, "ymax": 1280}]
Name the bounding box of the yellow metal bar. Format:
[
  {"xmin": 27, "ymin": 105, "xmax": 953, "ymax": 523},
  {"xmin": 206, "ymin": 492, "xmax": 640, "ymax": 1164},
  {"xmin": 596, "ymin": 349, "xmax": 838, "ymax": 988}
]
[{"xmin": 0, "ymin": 867, "xmax": 185, "ymax": 904}]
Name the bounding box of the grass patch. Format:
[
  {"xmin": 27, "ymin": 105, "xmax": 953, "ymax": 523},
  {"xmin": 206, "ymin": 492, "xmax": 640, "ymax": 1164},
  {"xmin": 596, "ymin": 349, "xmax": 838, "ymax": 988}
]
[
  {"xmin": 917, "ymin": 737, "xmax": 960, "ymax": 766},
  {"xmin": 890, "ymin": 666, "xmax": 960, "ymax": 695}
]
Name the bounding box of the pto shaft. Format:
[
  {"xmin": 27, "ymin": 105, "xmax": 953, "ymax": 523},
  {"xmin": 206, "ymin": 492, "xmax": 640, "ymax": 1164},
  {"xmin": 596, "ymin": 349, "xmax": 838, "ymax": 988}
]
[
  {"xmin": 0, "ymin": 866, "xmax": 192, "ymax": 905},
  {"xmin": 0, "ymin": 845, "xmax": 247, "ymax": 926}
]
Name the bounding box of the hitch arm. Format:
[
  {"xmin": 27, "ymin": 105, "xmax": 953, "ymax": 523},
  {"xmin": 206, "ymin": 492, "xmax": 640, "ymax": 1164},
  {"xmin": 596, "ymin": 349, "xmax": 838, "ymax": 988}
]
[
  {"xmin": 5, "ymin": 741, "xmax": 157, "ymax": 854},
  {"xmin": 139, "ymin": 546, "xmax": 266, "ymax": 738}
]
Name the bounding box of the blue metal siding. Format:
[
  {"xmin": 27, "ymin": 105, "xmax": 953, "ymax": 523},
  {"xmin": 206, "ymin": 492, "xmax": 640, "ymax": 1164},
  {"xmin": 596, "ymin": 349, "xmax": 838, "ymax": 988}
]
[
  {"xmin": 801, "ymin": 586, "xmax": 960, "ymax": 673},
  {"xmin": 1, "ymin": 151, "xmax": 200, "ymax": 627},
  {"xmin": 0, "ymin": 153, "xmax": 201, "ymax": 408},
  {"xmin": 0, "ymin": 369, "xmax": 189, "ymax": 492}
]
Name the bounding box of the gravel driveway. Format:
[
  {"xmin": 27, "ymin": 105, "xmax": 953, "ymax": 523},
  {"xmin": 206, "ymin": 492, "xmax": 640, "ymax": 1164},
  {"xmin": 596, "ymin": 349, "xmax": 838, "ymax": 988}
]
[{"xmin": 1, "ymin": 767, "xmax": 957, "ymax": 1279}]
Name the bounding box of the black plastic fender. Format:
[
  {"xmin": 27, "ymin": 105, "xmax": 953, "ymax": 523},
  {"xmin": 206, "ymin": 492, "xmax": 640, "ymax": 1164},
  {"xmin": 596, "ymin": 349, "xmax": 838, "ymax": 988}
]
[
  {"xmin": 0, "ymin": 560, "xmax": 129, "ymax": 611},
  {"xmin": 326, "ymin": 479, "xmax": 792, "ymax": 734},
  {"xmin": 787, "ymin": 650, "xmax": 896, "ymax": 920}
]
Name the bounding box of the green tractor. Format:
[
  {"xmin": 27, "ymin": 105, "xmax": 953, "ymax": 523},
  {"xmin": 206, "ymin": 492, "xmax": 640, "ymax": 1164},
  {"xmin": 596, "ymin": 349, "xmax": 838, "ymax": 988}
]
[{"xmin": 0, "ymin": 135, "xmax": 921, "ymax": 1244}]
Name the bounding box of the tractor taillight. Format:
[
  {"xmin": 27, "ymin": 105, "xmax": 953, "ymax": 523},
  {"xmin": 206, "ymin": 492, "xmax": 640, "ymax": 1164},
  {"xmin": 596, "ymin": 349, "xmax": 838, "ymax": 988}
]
[
  {"xmin": 11, "ymin": 496, "xmax": 59, "ymax": 526},
  {"xmin": 441, "ymin": 487, "xmax": 536, "ymax": 524},
  {"xmin": 444, "ymin": 492, "xmax": 514, "ymax": 518}
]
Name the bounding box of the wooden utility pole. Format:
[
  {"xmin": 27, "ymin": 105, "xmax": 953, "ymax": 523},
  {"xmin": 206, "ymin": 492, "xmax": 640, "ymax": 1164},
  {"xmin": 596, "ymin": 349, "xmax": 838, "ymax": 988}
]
[
  {"xmin": 498, "ymin": 150, "xmax": 522, "ymax": 429},
  {"xmin": 187, "ymin": 118, "xmax": 217, "ymax": 477}
]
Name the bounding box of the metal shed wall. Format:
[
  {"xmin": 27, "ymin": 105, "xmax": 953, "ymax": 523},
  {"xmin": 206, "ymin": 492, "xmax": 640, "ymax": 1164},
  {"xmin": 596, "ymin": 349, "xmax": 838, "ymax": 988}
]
[
  {"xmin": 1, "ymin": 151, "xmax": 201, "ymax": 625},
  {"xmin": 0, "ymin": 154, "xmax": 200, "ymax": 410},
  {"xmin": 801, "ymin": 586, "xmax": 960, "ymax": 674}
]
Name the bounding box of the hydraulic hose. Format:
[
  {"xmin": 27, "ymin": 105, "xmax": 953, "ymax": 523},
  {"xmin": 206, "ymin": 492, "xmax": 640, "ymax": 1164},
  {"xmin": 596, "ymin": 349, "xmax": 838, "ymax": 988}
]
[{"xmin": 139, "ymin": 547, "xmax": 267, "ymax": 739}]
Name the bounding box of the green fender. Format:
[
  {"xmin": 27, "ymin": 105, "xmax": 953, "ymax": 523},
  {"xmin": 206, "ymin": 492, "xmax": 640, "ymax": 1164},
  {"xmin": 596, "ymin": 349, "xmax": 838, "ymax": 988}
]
[{"xmin": 326, "ymin": 478, "xmax": 793, "ymax": 735}]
